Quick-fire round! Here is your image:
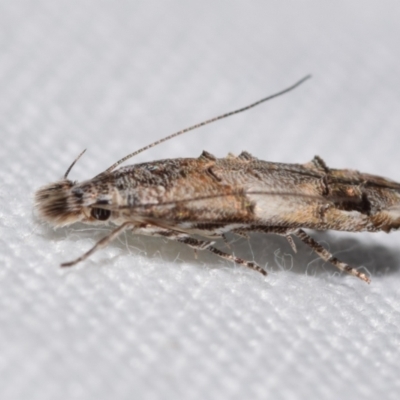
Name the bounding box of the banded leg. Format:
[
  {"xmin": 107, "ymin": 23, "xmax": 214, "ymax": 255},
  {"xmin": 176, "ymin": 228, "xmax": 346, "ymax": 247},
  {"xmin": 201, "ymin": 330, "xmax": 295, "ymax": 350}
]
[
  {"xmin": 177, "ymin": 237, "xmax": 267, "ymax": 276},
  {"xmin": 292, "ymin": 229, "xmax": 370, "ymax": 284}
]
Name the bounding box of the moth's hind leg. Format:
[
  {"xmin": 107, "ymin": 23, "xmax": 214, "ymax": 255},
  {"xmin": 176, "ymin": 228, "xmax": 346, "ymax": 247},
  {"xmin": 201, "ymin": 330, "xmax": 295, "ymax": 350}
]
[
  {"xmin": 292, "ymin": 229, "xmax": 371, "ymax": 284},
  {"xmin": 233, "ymin": 226, "xmax": 370, "ymax": 283},
  {"xmin": 177, "ymin": 237, "xmax": 267, "ymax": 276}
]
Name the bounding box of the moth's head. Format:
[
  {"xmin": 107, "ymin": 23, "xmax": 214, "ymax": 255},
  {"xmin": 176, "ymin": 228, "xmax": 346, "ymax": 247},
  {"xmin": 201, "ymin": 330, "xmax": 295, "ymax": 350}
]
[
  {"xmin": 34, "ymin": 150, "xmax": 112, "ymax": 227},
  {"xmin": 35, "ymin": 178, "xmax": 114, "ymax": 227},
  {"xmin": 34, "ymin": 179, "xmax": 86, "ymax": 226}
]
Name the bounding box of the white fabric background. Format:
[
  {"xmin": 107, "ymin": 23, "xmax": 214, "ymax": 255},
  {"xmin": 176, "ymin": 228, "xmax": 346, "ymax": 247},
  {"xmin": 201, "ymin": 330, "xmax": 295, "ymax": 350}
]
[{"xmin": 1, "ymin": 1, "xmax": 400, "ymax": 399}]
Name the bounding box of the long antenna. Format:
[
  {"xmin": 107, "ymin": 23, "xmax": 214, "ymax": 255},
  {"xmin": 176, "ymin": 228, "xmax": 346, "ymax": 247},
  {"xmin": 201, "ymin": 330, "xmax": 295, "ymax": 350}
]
[
  {"xmin": 103, "ymin": 75, "xmax": 311, "ymax": 174},
  {"xmin": 64, "ymin": 149, "xmax": 86, "ymax": 179}
]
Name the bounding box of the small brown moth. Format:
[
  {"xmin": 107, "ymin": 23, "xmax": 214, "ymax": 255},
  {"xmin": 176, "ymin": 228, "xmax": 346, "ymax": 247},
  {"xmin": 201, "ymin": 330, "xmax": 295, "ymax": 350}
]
[{"xmin": 35, "ymin": 76, "xmax": 400, "ymax": 283}]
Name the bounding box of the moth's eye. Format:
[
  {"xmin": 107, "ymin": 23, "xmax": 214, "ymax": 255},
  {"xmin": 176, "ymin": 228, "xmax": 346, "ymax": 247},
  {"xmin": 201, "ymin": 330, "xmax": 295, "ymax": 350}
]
[{"xmin": 91, "ymin": 208, "xmax": 111, "ymax": 221}]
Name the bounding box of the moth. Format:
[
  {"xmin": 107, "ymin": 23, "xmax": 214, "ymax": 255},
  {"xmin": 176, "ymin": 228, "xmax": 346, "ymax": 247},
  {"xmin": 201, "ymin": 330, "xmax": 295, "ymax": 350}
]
[{"xmin": 35, "ymin": 76, "xmax": 400, "ymax": 284}]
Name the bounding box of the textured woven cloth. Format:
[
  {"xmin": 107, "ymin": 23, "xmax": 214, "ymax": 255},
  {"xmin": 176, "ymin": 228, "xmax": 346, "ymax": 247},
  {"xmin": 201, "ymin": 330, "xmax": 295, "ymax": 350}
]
[{"xmin": 1, "ymin": 1, "xmax": 400, "ymax": 399}]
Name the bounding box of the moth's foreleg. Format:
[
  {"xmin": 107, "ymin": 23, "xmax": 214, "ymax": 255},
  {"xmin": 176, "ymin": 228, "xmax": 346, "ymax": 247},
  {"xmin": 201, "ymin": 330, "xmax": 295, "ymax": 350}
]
[
  {"xmin": 292, "ymin": 228, "xmax": 371, "ymax": 284},
  {"xmin": 177, "ymin": 237, "xmax": 267, "ymax": 276},
  {"xmin": 61, "ymin": 222, "xmax": 134, "ymax": 267}
]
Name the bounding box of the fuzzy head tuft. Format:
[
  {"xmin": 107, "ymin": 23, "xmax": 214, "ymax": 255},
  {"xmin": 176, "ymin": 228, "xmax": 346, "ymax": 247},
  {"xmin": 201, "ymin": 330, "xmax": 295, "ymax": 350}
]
[{"xmin": 34, "ymin": 180, "xmax": 85, "ymax": 226}]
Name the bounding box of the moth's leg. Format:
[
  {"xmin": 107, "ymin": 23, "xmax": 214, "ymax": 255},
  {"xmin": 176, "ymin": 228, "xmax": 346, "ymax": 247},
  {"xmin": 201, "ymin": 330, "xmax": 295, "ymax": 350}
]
[
  {"xmin": 221, "ymin": 234, "xmax": 231, "ymax": 248},
  {"xmin": 231, "ymin": 230, "xmax": 250, "ymax": 239},
  {"xmin": 61, "ymin": 222, "xmax": 134, "ymax": 267},
  {"xmin": 207, "ymin": 245, "xmax": 267, "ymax": 276},
  {"xmin": 284, "ymin": 234, "xmax": 297, "ymax": 253},
  {"xmin": 292, "ymin": 228, "xmax": 371, "ymax": 284},
  {"xmin": 177, "ymin": 237, "xmax": 267, "ymax": 276}
]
